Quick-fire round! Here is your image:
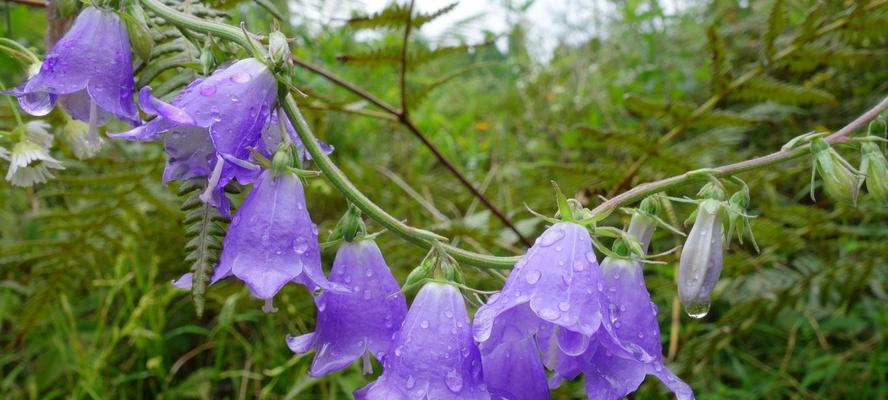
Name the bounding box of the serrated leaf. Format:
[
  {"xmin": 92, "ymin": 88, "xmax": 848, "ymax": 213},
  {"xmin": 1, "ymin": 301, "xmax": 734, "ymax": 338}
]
[{"xmin": 733, "ymin": 75, "xmax": 837, "ymax": 106}]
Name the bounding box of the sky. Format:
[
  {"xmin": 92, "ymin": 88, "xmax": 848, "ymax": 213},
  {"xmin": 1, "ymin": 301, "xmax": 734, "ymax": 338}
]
[{"xmin": 288, "ymin": 0, "xmax": 689, "ymax": 59}]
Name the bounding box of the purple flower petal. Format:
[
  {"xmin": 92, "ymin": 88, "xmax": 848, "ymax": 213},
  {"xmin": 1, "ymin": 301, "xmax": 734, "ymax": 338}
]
[
  {"xmin": 138, "ymin": 86, "xmax": 195, "ymax": 125},
  {"xmin": 480, "ymin": 334, "xmax": 549, "ymax": 400},
  {"xmin": 288, "ymin": 240, "xmax": 408, "ymax": 377},
  {"xmin": 216, "ymin": 170, "xmax": 335, "ymax": 302},
  {"xmin": 474, "ymin": 222, "xmax": 604, "ymax": 343},
  {"xmin": 260, "ymin": 109, "xmax": 333, "ymax": 162},
  {"xmin": 356, "ymin": 283, "xmax": 490, "ymax": 399},
  {"xmin": 19, "ymin": 7, "xmax": 137, "ymax": 124}
]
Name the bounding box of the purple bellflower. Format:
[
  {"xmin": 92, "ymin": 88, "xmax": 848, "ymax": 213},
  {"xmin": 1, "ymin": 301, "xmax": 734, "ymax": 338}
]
[
  {"xmin": 552, "ymin": 211, "xmax": 694, "ymax": 400},
  {"xmin": 474, "ymin": 222, "xmax": 610, "ymax": 400},
  {"xmin": 286, "ymin": 239, "xmax": 407, "ymax": 376},
  {"xmin": 177, "ymin": 169, "xmax": 340, "ymax": 311},
  {"xmin": 5, "ymin": 7, "xmax": 138, "ymax": 141},
  {"xmin": 111, "ymin": 58, "xmax": 277, "ymax": 214},
  {"xmin": 355, "ymin": 282, "xmax": 490, "ymax": 400},
  {"xmin": 259, "ymin": 109, "xmax": 333, "ymax": 163}
]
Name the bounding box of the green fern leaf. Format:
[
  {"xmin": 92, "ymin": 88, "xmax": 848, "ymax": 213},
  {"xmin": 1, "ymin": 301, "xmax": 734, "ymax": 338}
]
[
  {"xmin": 707, "ymin": 26, "xmax": 732, "ymax": 95},
  {"xmin": 763, "ymin": 0, "xmax": 786, "ymax": 62},
  {"xmin": 732, "ymin": 76, "xmax": 837, "ymax": 106},
  {"xmin": 178, "ymin": 180, "xmax": 228, "ymax": 317}
]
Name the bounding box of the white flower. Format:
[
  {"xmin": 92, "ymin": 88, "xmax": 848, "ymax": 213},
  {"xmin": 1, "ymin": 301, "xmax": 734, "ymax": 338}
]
[{"xmin": 2, "ymin": 121, "xmax": 64, "ymax": 187}]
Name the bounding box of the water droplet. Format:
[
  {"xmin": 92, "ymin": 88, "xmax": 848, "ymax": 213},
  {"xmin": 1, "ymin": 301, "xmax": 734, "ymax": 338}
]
[
  {"xmin": 445, "ymin": 310, "xmax": 453, "ymax": 318},
  {"xmin": 573, "ymin": 260, "xmax": 585, "ymax": 271},
  {"xmin": 230, "ymin": 71, "xmax": 251, "ymax": 83},
  {"xmin": 292, "ymin": 237, "xmax": 309, "ymax": 254},
  {"xmin": 539, "ymin": 308, "xmax": 559, "ymax": 320},
  {"xmin": 558, "ymin": 301, "xmax": 570, "ymax": 311},
  {"xmin": 539, "ymin": 228, "xmax": 565, "ymax": 246},
  {"xmin": 199, "ymin": 85, "xmax": 217, "ymax": 96},
  {"xmin": 445, "ymin": 369, "xmax": 464, "ymax": 392},
  {"xmin": 685, "ymin": 300, "xmax": 711, "ymax": 319},
  {"xmin": 405, "ymin": 375, "xmax": 415, "ymax": 389},
  {"xmin": 614, "ymin": 321, "xmax": 621, "ymax": 329},
  {"xmin": 555, "ymin": 246, "xmax": 563, "ymax": 252},
  {"xmin": 525, "ymin": 270, "xmax": 541, "ymax": 284},
  {"xmin": 585, "ymin": 251, "xmax": 597, "ymax": 263},
  {"xmin": 365, "ymin": 269, "xmax": 373, "ymax": 277},
  {"xmin": 420, "ymin": 320, "xmax": 429, "ymax": 329},
  {"xmin": 363, "ymin": 290, "xmax": 372, "ymax": 300}
]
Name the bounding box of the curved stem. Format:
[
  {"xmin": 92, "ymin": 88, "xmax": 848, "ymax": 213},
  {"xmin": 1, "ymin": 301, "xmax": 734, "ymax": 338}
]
[{"xmin": 139, "ymin": 0, "xmax": 888, "ymax": 270}]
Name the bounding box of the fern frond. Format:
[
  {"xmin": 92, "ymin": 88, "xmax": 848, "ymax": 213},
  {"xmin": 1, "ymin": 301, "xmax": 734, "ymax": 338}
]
[
  {"xmin": 413, "ymin": 2, "xmax": 458, "ymax": 27},
  {"xmin": 336, "ymin": 46, "xmax": 402, "ymax": 65},
  {"xmin": 347, "ymin": 3, "xmax": 411, "ymax": 30},
  {"xmin": 178, "ymin": 180, "xmax": 228, "ymax": 317},
  {"xmin": 732, "ymin": 76, "xmax": 837, "ymax": 106},
  {"xmin": 623, "ymin": 95, "xmax": 758, "ymax": 127},
  {"xmin": 763, "ymin": 0, "xmax": 786, "ymax": 62},
  {"xmin": 707, "ymin": 25, "xmax": 732, "ymax": 95}
]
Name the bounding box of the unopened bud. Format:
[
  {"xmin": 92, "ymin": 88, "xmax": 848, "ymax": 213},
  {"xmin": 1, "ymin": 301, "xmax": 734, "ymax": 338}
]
[
  {"xmin": 861, "ymin": 142, "xmax": 888, "ymax": 203},
  {"xmin": 122, "ymin": 10, "xmax": 154, "ymax": 62},
  {"xmin": 811, "ymin": 138, "xmax": 859, "ymax": 206},
  {"xmin": 271, "ymin": 144, "xmax": 295, "ymax": 177},
  {"xmin": 268, "ymin": 31, "xmax": 290, "ymax": 67},
  {"xmin": 678, "ymin": 199, "xmax": 724, "ymax": 319},
  {"xmin": 697, "ymin": 181, "xmax": 726, "ymax": 201}
]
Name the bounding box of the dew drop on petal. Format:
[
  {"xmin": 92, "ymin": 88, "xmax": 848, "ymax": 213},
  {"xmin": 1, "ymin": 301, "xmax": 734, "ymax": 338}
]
[
  {"xmin": 573, "ymin": 260, "xmax": 585, "ymax": 271},
  {"xmin": 405, "ymin": 375, "xmax": 415, "ymax": 389},
  {"xmin": 199, "ymin": 85, "xmax": 217, "ymax": 96},
  {"xmin": 585, "ymin": 251, "xmax": 597, "ymax": 264},
  {"xmin": 539, "ymin": 308, "xmax": 559, "ymax": 320},
  {"xmin": 525, "ymin": 270, "xmax": 541, "ymax": 284},
  {"xmin": 558, "ymin": 301, "xmax": 570, "ymax": 312},
  {"xmin": 420, "ymin": 320, "xmax": 429, "ymax": 329},
  {"xmin": 445, "ymin": 369, "xmax": 464, "ymax": 392},
  {"xmin": 230, "ymin": 71, "xmax": 251, "ymax": 83},
  {"xmin": 685, "ymin": 300, "xmax": 711, "ymax": 319},
  {"xmin": 539, "ymin": 228, "xmax": 565, "ymax": 247}
]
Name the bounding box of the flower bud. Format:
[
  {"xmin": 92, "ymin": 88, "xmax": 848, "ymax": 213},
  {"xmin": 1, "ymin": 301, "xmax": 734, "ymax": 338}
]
[
  {"xmin": 811, "ymin": 138, "xmax": 859, "ymax": 206},
  {"xmin": 627, "ymin": 211, "xmax": 656, "ymax": 254},
  {"xmin": 122, "ymin": 9, "xmax": 154, "ymax": 62},
  {"xmin": 678, "ymin": 199, "xmax": 724, "ymax": 318},
  {"xmin": 861, "ymin": 142, "xmax": 888, "ymax": 203},
  {"xmin": 268, "ymin": 31, "xmax": 290, "ymax": 67},
  {"xmin": 329, "ymin": 203, "xmax": 364, "ymax": 242},
  {"xmin": 271, "ymin": 144, "xmax": 295, "ymax": 176}
]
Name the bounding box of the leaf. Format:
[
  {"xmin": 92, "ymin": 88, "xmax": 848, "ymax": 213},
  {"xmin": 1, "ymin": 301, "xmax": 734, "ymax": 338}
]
[
  {"xmin": 623, "ymin": 94, "xmax": 758, "ymax": 127},
  {"xmin": 732, "ymin": 75, "xmax": 837, "ymax": 106},
  {"xmin": 763, "ymin": 0, "xmax": 785, "ymax": 62},
  {"xmin": 178, "ymin": 179, "xmax": 228, "ymax": 318},
  {"xmin": 707, "ymin": 25, "xmax": 732, "ymax": 95}
]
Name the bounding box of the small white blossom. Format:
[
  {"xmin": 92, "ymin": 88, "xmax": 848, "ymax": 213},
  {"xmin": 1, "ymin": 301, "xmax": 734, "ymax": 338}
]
[
  {"xmin": 64, "ymin": 117, "xmax": 104, "ymax": 159},
  {"xmin": 2, "ymin": 121, "xmax": 64, "ymax": 187}
]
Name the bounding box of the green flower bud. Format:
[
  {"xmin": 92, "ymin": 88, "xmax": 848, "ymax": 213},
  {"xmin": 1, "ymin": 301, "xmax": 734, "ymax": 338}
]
[
  {"xmin": 271, "ymin": 144, "xmax": 295, "ymax": 177},
  {"xmin": 121, "ymin": 9, "xmax": 154, "ymax": 62},
  {"xmin": 697, "ymin": 181, "xmax": 726, "ymax": 201},
  {"xmin": 811, "ymin": 138, "xmax": 859, "ymax": 206},
  {"xmin": 404, "ymin": 256, "xmax": 435, "ymax": 290},
  {"xmin": 268, "ymin": 31, "xmax": 290, "ymax": 67},
  {"xmin": 861, "ymin": 142, "xmax": 888, "ymax": 203},
  {"xmin": 329, "ymin": 203, "xmax": 365, "ymax": 242}
]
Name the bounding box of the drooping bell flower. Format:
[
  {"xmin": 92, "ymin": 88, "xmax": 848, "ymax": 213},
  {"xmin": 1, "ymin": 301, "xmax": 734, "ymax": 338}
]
[
  {"xmin": 678, "ymin": 193, "xmax": 726, "ymax": 319},
  {"xmin": 110, "ymin": 58, "xmax": 277, "ymax": 214},
  {"xmin": 474, "ymin": 222, "xmax": 609, "ymax": 400},
  {"xmin": 207, "ymin": 168, "xmax": 339, "ymax": 311},
  {"xmin": 1, "ymin": 121, "xmax": 65, "ymax": 187},
  {"xmin": 4, "ymin": 7, "xmax": 138, "ymax": 130},
  {"xmin": 574, "ymin": 211, "xmax": 694, "ymax": 400},
  {"xmin": 286, "ymin": 239, "xmax": 407, "ymax": 376},
  {"xmin": 355, "ymin": 282, "xmax": 490, "ymax": 399}
]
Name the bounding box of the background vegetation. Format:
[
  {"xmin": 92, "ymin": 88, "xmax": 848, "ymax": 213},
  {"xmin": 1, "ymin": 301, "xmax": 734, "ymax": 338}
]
[{"xmin": 1, "ymin": 0, "xmax": 886, "ymax": 398}]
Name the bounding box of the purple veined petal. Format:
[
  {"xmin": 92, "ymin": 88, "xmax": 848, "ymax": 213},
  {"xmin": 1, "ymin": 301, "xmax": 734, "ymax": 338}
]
[
  {"xmin": 217, "ymin": 170, "xmax": 326, "ymax": 302},
  {"xmin": 474, "ymin": 222, "xmax": 604, "ymax": 344},
  {"xmin": 161, "ymin": 126, "xmax": 217, "ymax": 183},
  {"xmin": 646, "ymin": 362, "xmax": 695, "ymax": 400},
  {"xmin": 480, "ymin": 336, "xmax": 550, "ymax": 400},
  {"xmin": 138, "ymin": 86, "xmax": 195, "ymax": 125},
  {"xmin": 582, "ymin": 346, "xmax": 648, "ymax": 400},
  {"xmin": 58, "ymin": 90, "xmax": 114, "ymax": 126},
  {"xmin": 288, "ymin": 240, "xmax": 408, "ymax": 377},
  {"xmin": 109, "ymin": 117, "xmax": 176, "ymax": 142},
  {"xmin": 678, "ymin": 200, "xmax": 724, "ymax": 318},
  {"xmin": 285, "ymin": 332, "xmax": 315, "ymax": 353},
  {"xmin": 22, "ymin": 7, "xmax": 137, "ymax": 123},
  {"xmin": 357, "ymin": 283, "xmax": 490, "ymax": 400},
  {"xmin": 2, "ymin": 84, "xmax": 56, "ymax": 116},
  {"xmin": 171, "ymin": 273, "xmax": 193, "ymax": 289}
]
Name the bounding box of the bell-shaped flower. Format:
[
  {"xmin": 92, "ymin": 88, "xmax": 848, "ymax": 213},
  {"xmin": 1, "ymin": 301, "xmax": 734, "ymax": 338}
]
[
  {"xmin": 811, "ymin": 137, "xmax": 859, "ymax": 206},
  {"xmin": 5, "ymin": 7, "xmax": 138, "ymax": 128},
  {"xmin": 209, "ymin": 169, "xmax": 339, "ymax": 311},
  {"xmin": 537, "ymin": 212, "xmax": 694, "ymax": 400},
  {"xmin": 110, "ymin": 58, "xmax": 277, "ymax": 213},
  {"xmin": 474, "ymin": 222, "xmax": 613, "ymax": 399},
  {"xmin": 1, "ymin": 121, "xmax": 64, "ymax": 187},
  {"xmin": 678, "ymin": 198, "xmax": 725, "ymax": 318},
  {"xmin": 475, "ymin": 222, "xmax": 605, "ymax": 353},
  {"xmin": 286, "ymin": 239, "xmax": 407, "ymax": 376},
  {"xmin": 355, "ymin": 282, "xmax": 490, "ymax": 400}
]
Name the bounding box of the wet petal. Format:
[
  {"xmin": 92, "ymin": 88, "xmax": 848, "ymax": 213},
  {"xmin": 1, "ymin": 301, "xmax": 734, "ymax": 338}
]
[
  {"xmin": 138, "ymin": 86, "xmax": 195, "ymax": 125},
  {"xmin": 480, "ymin": 336, "xmax": 549, "ymax": 400},
  {"xmin": 358, "ymin": 283, "xmax": 490, "ymax": 400}
]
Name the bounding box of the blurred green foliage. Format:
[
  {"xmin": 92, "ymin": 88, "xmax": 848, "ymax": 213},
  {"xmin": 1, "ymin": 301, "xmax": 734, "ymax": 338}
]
[{"xmin": 1, "ymin": 0, "xmax": 886, "ymax": 399}]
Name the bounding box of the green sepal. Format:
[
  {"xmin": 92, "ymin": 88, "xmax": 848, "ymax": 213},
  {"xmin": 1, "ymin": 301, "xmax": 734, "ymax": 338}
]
[{"xmin": 551, "ymin": 181, "xmax": 574, "ymax": 222}]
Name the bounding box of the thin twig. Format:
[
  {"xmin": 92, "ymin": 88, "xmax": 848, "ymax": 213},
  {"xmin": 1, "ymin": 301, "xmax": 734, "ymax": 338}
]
[{"xmin": 399, "ymin": 0, "xmax": 415, "ymax": 117}]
